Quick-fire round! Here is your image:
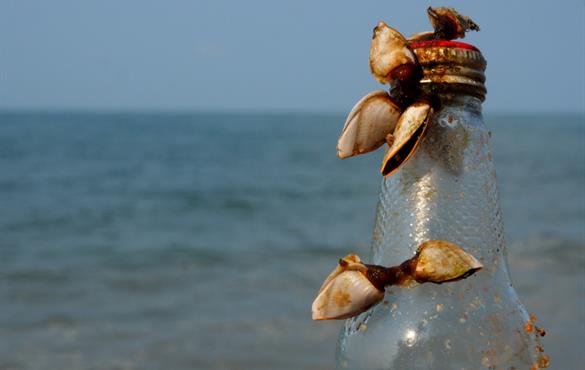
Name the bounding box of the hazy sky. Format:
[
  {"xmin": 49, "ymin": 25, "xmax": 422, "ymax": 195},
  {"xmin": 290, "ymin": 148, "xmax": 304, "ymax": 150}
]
[{"xmin": 1, "ymin": 0, "xmax": 584, "ymax": 113}]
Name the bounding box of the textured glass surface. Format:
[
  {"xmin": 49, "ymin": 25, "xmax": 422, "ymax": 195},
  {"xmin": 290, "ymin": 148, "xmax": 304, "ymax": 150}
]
[{"xmin": 336, "ymin": 96, "xmax": 546, "ymax": 369}]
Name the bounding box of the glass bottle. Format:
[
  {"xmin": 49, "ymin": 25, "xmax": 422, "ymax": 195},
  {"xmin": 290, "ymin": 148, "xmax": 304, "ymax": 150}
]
[{"xmin": 336, "ymin": 41, "xmax": 548, "ymax": 369}]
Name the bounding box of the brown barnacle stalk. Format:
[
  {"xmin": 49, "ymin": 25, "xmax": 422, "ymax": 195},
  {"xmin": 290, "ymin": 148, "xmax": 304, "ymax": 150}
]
[{"xmin": 312, "ymin": 240, "xmax": 482, "ymax": 320}]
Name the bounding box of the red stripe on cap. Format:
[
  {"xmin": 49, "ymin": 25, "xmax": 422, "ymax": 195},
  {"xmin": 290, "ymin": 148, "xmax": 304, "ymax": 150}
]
[{"xmin": 409, "ymin": 40, "xmax": 479, "ymax": 51}]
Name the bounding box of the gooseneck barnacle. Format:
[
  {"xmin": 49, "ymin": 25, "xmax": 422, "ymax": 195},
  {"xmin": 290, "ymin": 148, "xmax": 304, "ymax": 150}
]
[
  {"xmin": 336, "ymin": 7, "xmax": 481, "ymax": 177},
  {"xmin": 316, "ymin": 7, "xmax": 485, "ymax": 321},
  {"xmin": 312, "ymin": 241, "xmax": 482, "ymax": 320}
]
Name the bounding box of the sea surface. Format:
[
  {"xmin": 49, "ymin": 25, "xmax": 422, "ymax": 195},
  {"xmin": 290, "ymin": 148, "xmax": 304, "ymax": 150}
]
[{"xmin": 0, "ymin": 111, "xmax": 583, "ymax": 370}]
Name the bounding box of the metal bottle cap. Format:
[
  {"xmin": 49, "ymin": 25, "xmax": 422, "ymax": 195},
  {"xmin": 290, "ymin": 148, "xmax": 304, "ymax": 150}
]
[{"xmin": 409, "ymin": 40, "xmax": 487, "ymax": 100}]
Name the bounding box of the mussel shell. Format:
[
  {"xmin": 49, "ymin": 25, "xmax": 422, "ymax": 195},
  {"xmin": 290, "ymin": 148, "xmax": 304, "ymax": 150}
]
[
  {"xmin": 312, "ymin": 270, "xmax": 384, "ymax": 320},
  {"xmin": 380, "ymin": 101, "xmax": 432, "ymax": 177},
  {"xmin": 413, "ymin": 240, "xmax": 483, "ymax": 284},
  {"xmin": 337, "ymin": 90, "xmax": 402, "ymax": 159},
  {"xmin": 369, "ymin": 21, "xmax": 417, "ymax": 84}
]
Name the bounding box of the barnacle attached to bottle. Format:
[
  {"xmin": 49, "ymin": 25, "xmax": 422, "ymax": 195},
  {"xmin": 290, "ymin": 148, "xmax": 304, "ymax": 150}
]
[
  {"xmin": 317, "ymin": 6, "xmax": 549, "ymax": 369},
  {"xmin": 312, "ymin": 255, "xmax": 385, "ymax": 320},
  {"xmin": 337, "ymin": 7, "xmax": 483, "ymax": 178},
  {"xmin": 312, "ymin": 241, "xmax": 482, "ymax": 320},
  {"xmin": 337, "ymin": 90, "xmax": 402, "ymax": 159}
]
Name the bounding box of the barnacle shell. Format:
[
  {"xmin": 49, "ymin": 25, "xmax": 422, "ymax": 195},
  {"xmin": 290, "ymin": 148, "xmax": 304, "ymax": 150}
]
[
  {"xmin": 427, "ymin": 7, "xmax": 480, "ymax": 40},
  {"xmin": 318, "ymin": 254, "xmax": 366, "ymax": 292},
  {"xmin": 412, "ymin": 240, "xmax": 483, "ymax": 284},
  {"xmin": 312, "ymin": 271, "xmax": 384, "ymax": 320},
  {"xmin": 369, "ymin": 21, "xmax": 417, "ymax": 84},
  {"xmin": 312, "ymin": 255, "xmax": 384, "ymax": 320},
  {"xmin": 337, "ymin": 90, "xmax": 402, "ymax": 159},
  {"xmin": 380, "ymin": 101, "xmax": 432, "ymax": 177}
]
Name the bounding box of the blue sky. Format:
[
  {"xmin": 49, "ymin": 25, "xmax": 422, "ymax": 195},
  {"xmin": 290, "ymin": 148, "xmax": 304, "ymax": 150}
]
[{"xmin": 1, "ymin": 0, "xmax": 584, "ymax": 113}]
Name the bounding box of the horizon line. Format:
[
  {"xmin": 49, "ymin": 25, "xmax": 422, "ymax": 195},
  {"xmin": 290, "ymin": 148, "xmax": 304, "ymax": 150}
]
[{"xmin": 1, "ymin": 107, "xmax": 584, "ymax": 116}]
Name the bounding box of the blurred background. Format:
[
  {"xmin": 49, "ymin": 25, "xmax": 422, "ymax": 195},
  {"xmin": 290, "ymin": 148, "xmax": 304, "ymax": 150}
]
[{"xmin": 1, "ymin": 1, "xmax": 584, "ymax": 369}]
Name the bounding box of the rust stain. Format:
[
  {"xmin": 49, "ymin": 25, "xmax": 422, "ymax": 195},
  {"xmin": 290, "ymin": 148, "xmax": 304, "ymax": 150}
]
[
  {"xmin": 524, "ymin": 313, "xmax": 537, "ymax": 333},
  {"xmin": 538, "ymin": 354, "xmax": 550, "ymax": 368},
  {"xmin": 525, "ymin": 313, "xmax": 550, "ymax": 368},
  {"xmin": 532, "ymin": 353, "xmax": 551, "ymax": 369}
]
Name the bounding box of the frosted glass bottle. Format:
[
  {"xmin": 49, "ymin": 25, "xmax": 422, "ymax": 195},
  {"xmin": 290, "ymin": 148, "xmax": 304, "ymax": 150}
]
[{"xmin": 336, "ymin": 42, "xmax": 548, "ymax": 369}]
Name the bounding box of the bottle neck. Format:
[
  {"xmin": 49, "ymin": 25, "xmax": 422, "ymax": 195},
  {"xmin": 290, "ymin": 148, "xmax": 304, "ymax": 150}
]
[
  {"xmin": 371, "ymin": 93, "xmax": 505, "ymax": 280},
  {"xmin": 390, "ymin": 85, "xmax": 485, "ymax": 113},
  {"xmin": 434, "ymin": 93, "xmax": 483, "ymax": 115}
]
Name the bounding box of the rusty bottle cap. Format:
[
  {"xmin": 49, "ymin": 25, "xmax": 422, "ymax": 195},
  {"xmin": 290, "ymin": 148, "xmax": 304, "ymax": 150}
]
[{"xmin": 408, "ymin": 40, "xmax": 487, "ymax": 100}]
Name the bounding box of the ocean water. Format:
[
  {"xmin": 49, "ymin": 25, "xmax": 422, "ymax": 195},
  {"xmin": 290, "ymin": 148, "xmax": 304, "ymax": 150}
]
[{"xmin": 0, "ymin": 111, "xmax": 583, "ymax": 370}]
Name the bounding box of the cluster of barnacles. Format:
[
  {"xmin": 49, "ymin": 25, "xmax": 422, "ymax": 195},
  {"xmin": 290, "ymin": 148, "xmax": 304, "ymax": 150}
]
[
  {"xmin": 337, "ymin": 7, "xmax": 480, "ymax": 177},
  {"xmin": 313, "ymin": 7, "xmax": 482, "ymax": 321},
  {"xmin": 312, "ymin": 240, "xmax": 482, "ymax": 320}
]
